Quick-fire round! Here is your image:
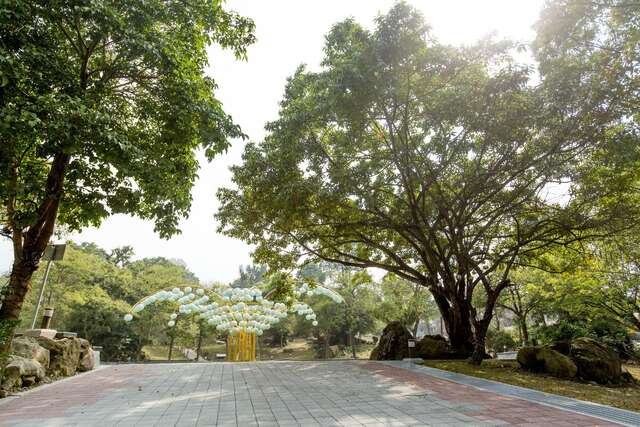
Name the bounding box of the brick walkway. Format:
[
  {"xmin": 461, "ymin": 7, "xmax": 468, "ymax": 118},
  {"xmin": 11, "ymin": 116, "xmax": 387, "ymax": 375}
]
[{"xmin": 0, "ymin": 361, "xmax": 622, "ymax": 426}]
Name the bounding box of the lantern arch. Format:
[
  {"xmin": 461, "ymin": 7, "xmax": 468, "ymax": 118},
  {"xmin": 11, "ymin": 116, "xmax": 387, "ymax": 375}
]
[{"xmin": 124, "ymin": 282, "xmax": 342, "ymax": 361}]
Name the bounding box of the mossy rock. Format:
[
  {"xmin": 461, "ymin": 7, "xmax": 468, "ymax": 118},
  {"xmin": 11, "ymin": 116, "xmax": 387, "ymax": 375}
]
[
  {"xmin": 550, "ymin": 340, "xmax": 571, "ymax": 355},
  {"xmin": 369, "ymin": 321, "xmax": 413, "ymax": 360},
  {"xmin": 517, "ymin": 346, "xmax": 577, "ymax": 379},
  {"xmin": 517, "ymin": 346, "xmax": 542, "ymax": 371},
  {"xmin": 416, "ymin": 335, "xmax": 449, "ymax": 359},
  {"xmin": 570, "ymin": 337, "xmax": 622, "ymax": 384},
  {"xmin": 537, "ymin": 348, "xmax": 577, "ymax": 379}
]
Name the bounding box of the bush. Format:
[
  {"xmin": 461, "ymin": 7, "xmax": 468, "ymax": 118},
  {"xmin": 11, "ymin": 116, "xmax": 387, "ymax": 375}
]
[
  {"xmin": 486, "ymin": 329, "xmax": 518, "ymax": 352},
  {"xmin": 534, "ymin": 320, "xmax": 589, "ymax": 344},
  {"xmin": 534, "ymin": 317, "xmax": 635, "ymax": 359}
]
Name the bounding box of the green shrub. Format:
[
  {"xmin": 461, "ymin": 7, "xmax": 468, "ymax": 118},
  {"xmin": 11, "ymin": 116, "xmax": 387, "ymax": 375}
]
[
  {"xmin": 534, "ymin": 320, "xmax": 589, "ymax": 344},
  {"xmin": 486, "ymin": 328, "xmax": 518, "ymax": 352},
  {"xmin": 534, "ymin": 317, "xmax": 635, "ymax": 360}
]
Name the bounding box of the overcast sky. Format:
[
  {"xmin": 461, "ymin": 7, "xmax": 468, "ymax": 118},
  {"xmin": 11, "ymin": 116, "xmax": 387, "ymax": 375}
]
[{"xmin": 0, "ymin": 0, "xmax": 545, "ymax": 283}]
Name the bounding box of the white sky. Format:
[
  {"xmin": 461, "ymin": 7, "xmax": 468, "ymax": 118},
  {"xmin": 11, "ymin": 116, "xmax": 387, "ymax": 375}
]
[{"xmin": 0, "ymin": 0, "xmax": 544, "ymax": 283}]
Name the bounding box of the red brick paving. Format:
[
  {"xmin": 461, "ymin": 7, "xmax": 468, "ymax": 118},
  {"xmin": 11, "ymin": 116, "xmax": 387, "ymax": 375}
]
[
  {"xmin": 0, "ymin": 362, "xmax": 628, "ymax": 426},
  {"xmin": 0, "ymin": 365, "xmax": 158, "ymax": 424},
  {"xmin": 360, "ymin": 361, "xmax": 622, "ymax": 426}
]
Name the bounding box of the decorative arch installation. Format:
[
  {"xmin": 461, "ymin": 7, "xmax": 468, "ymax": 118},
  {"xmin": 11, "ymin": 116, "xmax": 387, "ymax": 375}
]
[{"xmin": 123, "ymin": 282, "xmax": 343, "ymax": 361}]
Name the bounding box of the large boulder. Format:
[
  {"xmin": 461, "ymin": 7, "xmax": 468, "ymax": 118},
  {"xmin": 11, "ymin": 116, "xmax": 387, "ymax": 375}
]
[
  {"xmin": 77, "ymin": 338, "xmax": 95, "ymax": 372},
  {"xmin": 36, "ymin": 336, "xmax": 81, "ymax": 376},
  {"xmin": 369, "ymin": 321, "xmax": 413, "ymax": 360},
  {"xmin": 550, "ymin": 340, "xmax": 571, "ymax": 355},
  {"xmin": 11, "ymin": 336, "xmax": 50, "ymax": 369},
  {"xmin": 1, "ymin": 356, "xmax": 46, "ymax": 390},
  {"xmin": 416, "ymin": 335, "xmax": 449, "ymax": 359},
  {"xmin": 570, "ymin": 337, "xmax": 622, "ymax": 384},
  {"xmin": 517, "ymin": 346, "xmax": 540, "ymax": 370},
  {"xmin": 517, "ymin": 346, "xmax": 577, "ymax": 379},
  {"xmin": 537, "ymin": 348, "xmax": 577, "ymax": 379}
]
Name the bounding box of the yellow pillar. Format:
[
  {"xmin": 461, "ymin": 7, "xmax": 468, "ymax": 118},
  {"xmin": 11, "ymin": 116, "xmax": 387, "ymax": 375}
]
[{"xmin": 226, "ymin": 330, "xmax": 258, "ymax": 362}]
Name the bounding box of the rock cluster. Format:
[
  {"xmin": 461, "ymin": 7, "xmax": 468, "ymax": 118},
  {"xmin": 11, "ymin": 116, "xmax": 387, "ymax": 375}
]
[
  {"xmin": 369, "ymin": 322, "xmax": 451, "ymax": 360},
  {"xmin": 517, "ymin": 337, "xmax": 632, "ymax": 384},
  {"xmin": 1, "ymin": 336, "xmax": 95, "ymax": 394},
  {"xmin": 369, "ymin": 321, "xmax": 414, "ymax": 360}
]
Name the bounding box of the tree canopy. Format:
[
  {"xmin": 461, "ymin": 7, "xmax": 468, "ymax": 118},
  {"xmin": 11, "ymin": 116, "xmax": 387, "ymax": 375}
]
[
  {"xmin": 216, "ymin": 2, "xmax": 632, "ymax": 361},
  {"xmin": 0, "ymin": 0, "xmax": 255, "ymax": 355}
]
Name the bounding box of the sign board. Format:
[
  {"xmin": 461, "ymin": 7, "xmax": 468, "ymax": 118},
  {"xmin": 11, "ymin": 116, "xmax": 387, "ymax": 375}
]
[
  {"xmin": 407, "ymin": 339, "xmax": 416, "ymax": 348},
  {"xmin": 43, "ymin": 244, "xmax": 66, "ymax": 261}
]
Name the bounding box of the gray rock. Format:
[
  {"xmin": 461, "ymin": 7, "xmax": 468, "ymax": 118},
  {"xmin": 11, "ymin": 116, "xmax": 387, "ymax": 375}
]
[
  {"xmin": 36, "ymin": 336, "xmax": 81, "ymax": 376},
  {"xmin": 11, "ymin": 336, "xmax": 50, "ymax": 369},
  {"xmin": 78, "ymin": 338, "xmax": 95, "ymax": 372},
  {"xmin": 1, "ymin": 356, "xmax": 46, "ymax": 390}
]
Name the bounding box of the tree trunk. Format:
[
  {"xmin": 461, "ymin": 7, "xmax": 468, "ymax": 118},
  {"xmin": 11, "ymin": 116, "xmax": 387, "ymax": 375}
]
[
  {"xmin": 168, "ymin": 334, "xmax": 175, "ymax": 361},
  {"xmin": 349, "ymin": 331, "xmax": 356, "ymax": 359},
  {"xmin": 0, "ymin": 261, "xmax": 39, "ymax": 357},
  {"xmin": 324, "ymin": 334, "xmax": 330, "ymax": 359},
  {"xmin": 470, "ymin": 316, "xmax": 493, "ymax": 365},
  {"xmin": 521, "ymin": 316, "xmax": 529, "ymax": 345},
  {"xmin": 469, "ymin": 332, "xmax": 487, "ymax": 365},
  {"xmin": 0, "ymin": 152, "xmax": 70, "ymax": 356},
  {"xmin": 196, "ymin": 323, "xmax": 203, "ymax": 361},
  {"xmin": 469, "ymin": 284, "xmax": 508, "ymax": 365},
  {"xmin": 432, "ymin": 293, "xmax": 474, "ymax": 356}
]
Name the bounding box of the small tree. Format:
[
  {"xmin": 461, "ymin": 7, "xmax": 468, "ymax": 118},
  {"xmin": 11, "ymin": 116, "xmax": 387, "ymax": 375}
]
[
  {"xmin": 109, "ymin": 246, "xmax": 135, "ymax": 268},
  {"xmin": 497, "ymin": 268, "xmax": 548, "ymax": 345},
  {"xmin": 310, "ymin": 268, "xmax": 376, "ymax": 359},
  {"xmin": 375, "ymin": 274, "xmax": 438, "ymax": 336},
  {"xmin": 65, "ymin": 290, "xmax": 143, "ymax": 362},
  {"xmin": 568, "ymin": 236, "xmax": 640, "ymax": 332}
]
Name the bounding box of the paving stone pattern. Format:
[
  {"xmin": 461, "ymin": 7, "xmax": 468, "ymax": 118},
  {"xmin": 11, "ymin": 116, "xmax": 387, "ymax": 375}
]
[{"xmin": 0, "ymin": 361, "xmax": 623, "ymax": 426}]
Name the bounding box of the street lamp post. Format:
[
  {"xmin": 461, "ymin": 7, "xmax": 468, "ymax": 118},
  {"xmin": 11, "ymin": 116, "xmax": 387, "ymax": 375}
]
[{"xmin": 30, "ymin": 243, "xmax": 66, "ymax": 330}]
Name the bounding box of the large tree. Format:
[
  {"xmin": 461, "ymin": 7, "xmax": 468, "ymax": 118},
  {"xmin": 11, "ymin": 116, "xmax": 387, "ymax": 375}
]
[
  {"xmin": 0, "ymin": 0, "xmax": 254, "ymax": 355},
  {"xmin": 217, "ymin": 3, "xmax": 624, "ymax": 362}
]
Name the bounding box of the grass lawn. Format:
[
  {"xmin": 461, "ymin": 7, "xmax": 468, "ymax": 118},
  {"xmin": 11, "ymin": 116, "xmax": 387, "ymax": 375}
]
[
  {"xmin": 143, "ymin": 345, "xmax": 187, "ymax": 361},
  {"xmin": 422, "ymin": 359, "xmax": 640, "ymax": 412}
]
